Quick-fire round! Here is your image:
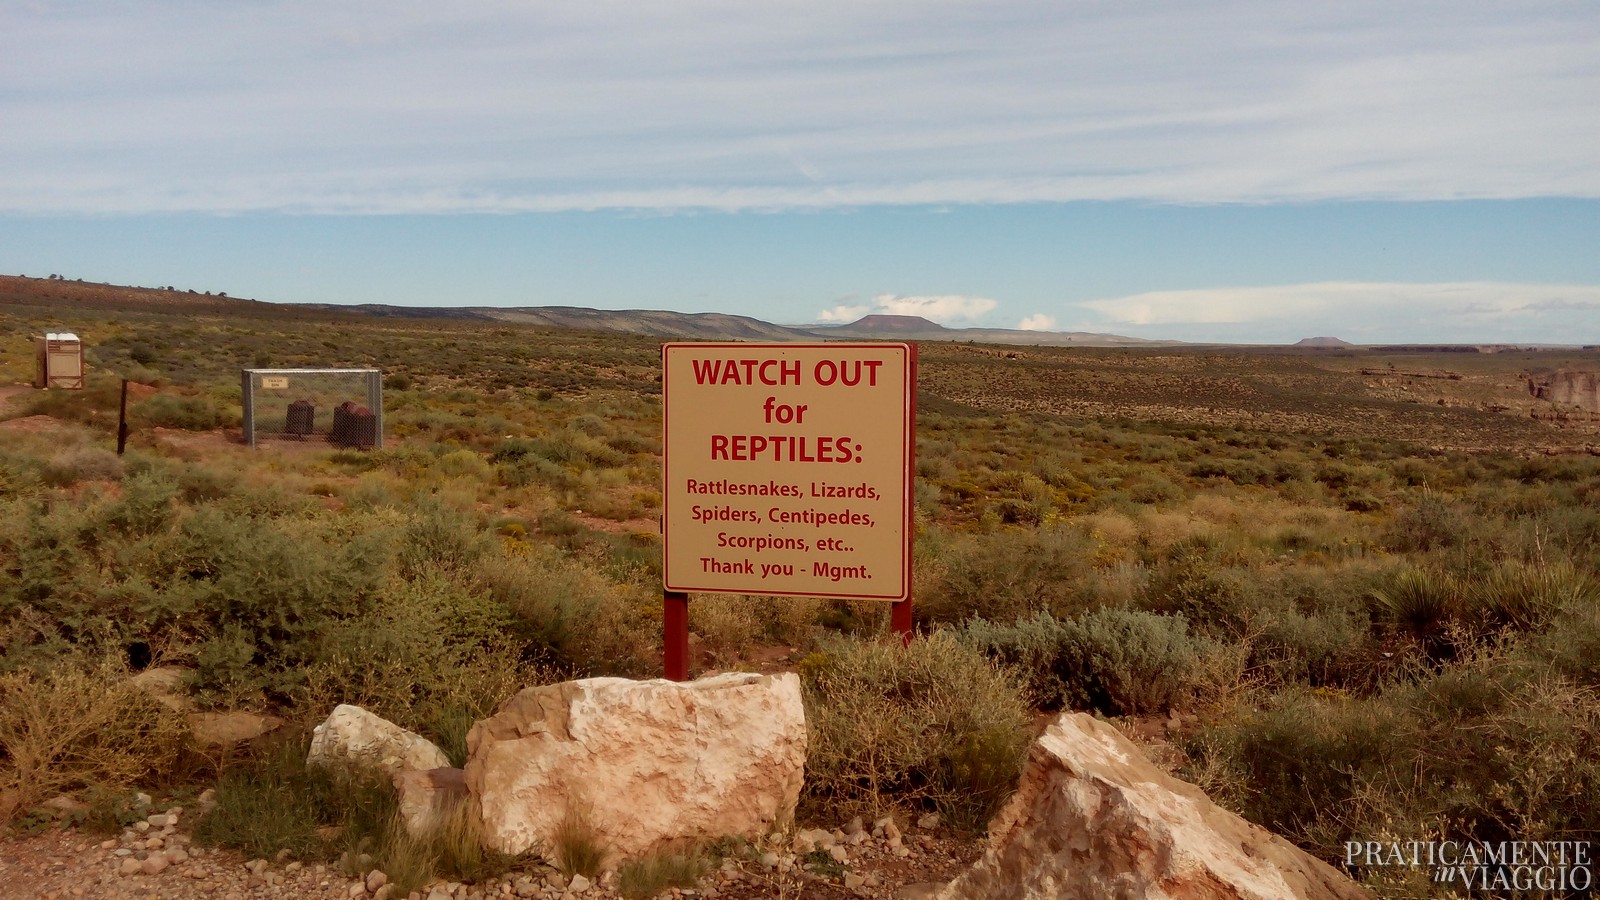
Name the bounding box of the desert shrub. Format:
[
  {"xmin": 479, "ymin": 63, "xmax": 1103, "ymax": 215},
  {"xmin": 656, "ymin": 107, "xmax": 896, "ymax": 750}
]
[
  {"xmin": 1370, "ymin": 566, "xmax": 1461, "ymax": 658},
  {"xmin": 193, "ymin": 734, "xmax": 372, "ymax": 858},
  {"xmin": 1139, "ymin": 549, "xmax": 1259, "ymax": 637},
  {"xmin": 102, "ymin": 470, "xmax": 178, "ymax": 537},
  {"xmin": 920, "ymin": 527, "xmax": 1093, "ymax": 625},
  {"xmin": 397, "ymin": 498, "xmax": 492, "ymax": 576},
  {"xmin": 1251, "ymin": 609, "xmax": 1374, "ymax": 689},
  {"xmin": 1184, "ymin": 691, "xmax": 1409, "ymax": 852},
  {"xmin": 1525, "ymin": 603, "xmax": 1600, "ymax": 687},
  {"xmin": 0, "ymin": 656, "xmax": 187, "ymax": 821},
  {"xmin": 689, "ymin": 595, "xmax": 764, "ymax": 666},
  {"xmin": 1191, "ymin": 652, "xmax": 1600, "ymax": 859},
  {"xmin": 799, "ymin": 632, "xmax": 1030, "ymax": 830},
  {"xmin": 303, "ymin": 568, "xmax": 531, "ymax": 754},
  {"xmin": 174, "ymin": 462, "xmax": 241, "ymax": 503},
  {"xmin": 149, "ymin": 509, "xmax": 395, "ymax": 704},
  {"xmin": 0, "ymin": 449, "xmax": 44, "ymax": 499},
  {"xmin": 41, "ymin": 446, "xmax": 124, "ymax": 485},
  {"xmin": 483, "ymin": 544, "xmax": 657, "ymax": 677},
  {"xmin": 434, "ymin": 448, "xmax": 493, "ymax": 481},
  {"xmin": 963, "ymin": 608, "xmax": 1222, "ymax": 715},
  {"xmin": 131, "ymin": 393, "xmax": 227, "ymax": 430},
  {"xmin": 1387, "ymin": 493, "xmax": 1469, "ymax": 553},
  {"xmin": 19, "ymin": 378, "xmax": 123, "ymax": 427},
  {"xmin": 1465, "ymin": 559, "xmax": 1594, "ymax": 634},
  {"xmin": 192, "ymin": 734, "xmax": 451, "ymax": 881}
]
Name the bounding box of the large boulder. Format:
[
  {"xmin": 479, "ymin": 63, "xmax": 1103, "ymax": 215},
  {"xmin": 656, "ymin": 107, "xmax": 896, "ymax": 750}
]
[
  {"xmin": 465, "ymin": 673, "xmax": 806, "ymax": 864},
  {"xmin": 394, "ymin": 767, "xmax": 468, "ymax": 836},
  {"xmin": 306, "ymin": 704, "xmax": 451, "ymax": 772},
  {"xmin": 936, "ymin": 713, "xmax": 1371, "ymax": 900}
]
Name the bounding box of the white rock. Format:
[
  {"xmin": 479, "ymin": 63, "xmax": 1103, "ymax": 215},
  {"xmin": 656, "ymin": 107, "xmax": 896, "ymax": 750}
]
[
  {"xmin": 934, "ymin": 713, "xmax": 1373, "ymax": 900},
  {"xmin": 568, "ymin": 873, "xmax": 591, "ymax": 893},
  {"xmin": 188, "ymin": 711, "xmax": 285, "ymax": 747},
  {"xmin": 466, "ymin": 673, "xmax": 806, "ymax": 865},
  {"xmin": 128, "ymin": 666, "xmax": 193, "ymax": 711},
  {"xmin": 308, "ymin": 704, "xmax": 451, "ymax": 773},
  {"xmin": 41, "ymin": 794, "xmax": 89, "ymax": 816}
]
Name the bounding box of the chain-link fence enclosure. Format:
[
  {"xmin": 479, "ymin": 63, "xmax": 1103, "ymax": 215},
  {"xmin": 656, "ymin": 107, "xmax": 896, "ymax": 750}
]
[{"xmin": 241, "ymin": 368, "xmax": 383, "ymax": 449}]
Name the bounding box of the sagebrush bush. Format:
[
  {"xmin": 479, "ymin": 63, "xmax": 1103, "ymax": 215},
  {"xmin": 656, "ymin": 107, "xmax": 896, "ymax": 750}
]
[
  {"xmin": 920, "ymin": 527, "xmax": 1093, "ymax": 624},
  {"xmin": 42, "ymin": 446, "xmax": 124, "ymax": 485},
  {"xmin": 1387, "ymin": 492, "xmax": 1469, "ymax": 553},
  {"xmin": 1192, "ymin": 652, "xmax": 1600, "ymax": 861},
  {"xmin": 131, "ymin": 393, "xmax": 227, "ymax": 430},
  {"xmin": 963, "ymin": 608, "xmax": 1223, "ymax": 716},
  {"xmin": 301, "ymin": 568, "xmax": 535, "ymax": 757},
  {"xmin": 1251, "ymin": 609, "xmax": 1375, "ymax": 690},
  {"xmin": 0, "ymin": 656, "xmax": 187, "ymax": 821},
  {"xmin": 799, "ymin": 632, "xmax": 1030, "ymax": 830},
  {"xmin": 483, "ymin": 543, "xmax": 657, "ymax": 676}
]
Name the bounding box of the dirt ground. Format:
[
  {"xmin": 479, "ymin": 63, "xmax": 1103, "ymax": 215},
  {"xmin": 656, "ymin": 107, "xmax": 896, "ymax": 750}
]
[{"xmin": 0, "ymin": 809, "xmax": 981, "ymax": 900}]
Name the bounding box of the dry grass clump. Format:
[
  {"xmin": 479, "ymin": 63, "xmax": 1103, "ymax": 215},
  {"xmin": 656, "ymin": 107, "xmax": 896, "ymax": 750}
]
[
  {"xmin": 550, "ymin": 805, "xmax": 607, "ymax": 878},
  {"xmin": 617, "ymin": 846, "xmax": 710, "ymax": 899},
  {"xmin": 194, "ymin": 734, "xmax": 513, "ymax": 893},
  {"xmin": 0, "ymin": 656, "xmax": 187, "ymax": 821}
]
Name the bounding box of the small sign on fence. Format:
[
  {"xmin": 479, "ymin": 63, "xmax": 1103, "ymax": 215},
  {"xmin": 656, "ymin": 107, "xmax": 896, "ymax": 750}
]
[{"xmin": 261, "ymin": 376, "xmax": 289, "ymax": 389}]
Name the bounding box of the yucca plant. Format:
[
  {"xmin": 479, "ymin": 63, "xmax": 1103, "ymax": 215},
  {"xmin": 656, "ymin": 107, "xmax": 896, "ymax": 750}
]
[{"xmin": 1371, "ymin": 567, "xmax": 1459, "ymax": 659}]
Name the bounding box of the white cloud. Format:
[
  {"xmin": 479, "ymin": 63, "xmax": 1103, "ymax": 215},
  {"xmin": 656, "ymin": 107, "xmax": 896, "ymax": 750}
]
[
  {"xmin": 1079, "ymin": 282, "xmax": 1600, "ymax": 342},
  {"xmin": 816, "ymin": 303, "xmax": 870, "ymax": 323},
  {"xmin": 2, "ymin": 1, "xmax": 1597, "ymax": 213},
  {"xmin": 1017, "ymin": 313, "xmax": 1057, "ymax": 331},
  {"xmin": 872, "ymin": 293, "xmax": 997, "ymax": 322}
]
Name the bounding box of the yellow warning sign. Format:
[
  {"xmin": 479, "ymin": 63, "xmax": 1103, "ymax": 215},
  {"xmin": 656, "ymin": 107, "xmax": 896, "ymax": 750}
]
[{"xmin": 662, "ymin": 343, "xmax": 913, "ymax": 601}]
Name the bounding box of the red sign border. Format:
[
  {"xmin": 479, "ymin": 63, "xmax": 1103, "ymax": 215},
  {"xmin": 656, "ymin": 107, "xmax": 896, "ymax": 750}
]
[{"xmin": 661, "ymin": 341, "xmax": 915, "ymax": 601}]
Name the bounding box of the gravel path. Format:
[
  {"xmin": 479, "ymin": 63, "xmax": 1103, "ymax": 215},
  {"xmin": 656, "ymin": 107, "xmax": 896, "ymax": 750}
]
[{"xmin": 2, "ymin": 806, "xmax": 978, "ymax": 900}]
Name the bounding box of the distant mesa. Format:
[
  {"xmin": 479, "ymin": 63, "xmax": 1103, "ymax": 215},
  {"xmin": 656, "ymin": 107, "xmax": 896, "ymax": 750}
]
[
  {"xmin": 1295, "ymin": 336, "xmax": 1355, "ymax": 348},
  {"xmin": 830, "ymin": 314, "xmax": 948, "ymax": 334},
  {"xmin": 3, "ymin": 273, "xmax": 1165, "ymax": 347}
]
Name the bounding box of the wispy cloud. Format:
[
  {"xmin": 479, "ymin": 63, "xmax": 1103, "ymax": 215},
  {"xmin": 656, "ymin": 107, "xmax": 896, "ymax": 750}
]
[
  {"xmin": 1079, "ymin": 282, "xmax": 1600, "ymax": 342},
  {"xmin": 3, "ymin": 1, "xmax": 1597, "ymax": 214},
  {"xmin": 1017, "ymin": 313, "xmax": 1057, "ymax": 331}
]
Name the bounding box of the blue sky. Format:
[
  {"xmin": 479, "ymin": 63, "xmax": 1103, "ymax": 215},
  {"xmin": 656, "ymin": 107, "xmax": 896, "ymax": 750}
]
[{"xmin": 2, "ymin": 1, "xmax": 1597, "ymax": 343}]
